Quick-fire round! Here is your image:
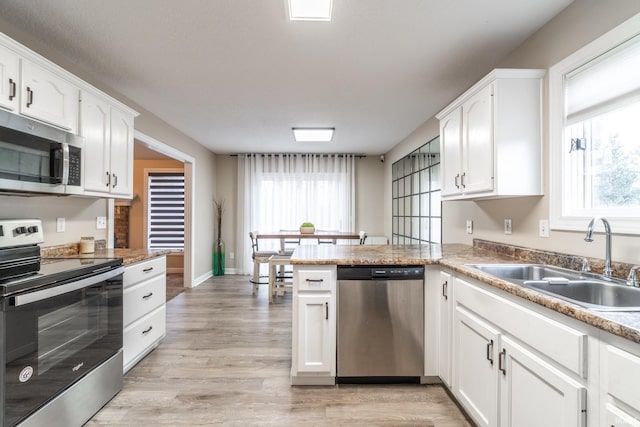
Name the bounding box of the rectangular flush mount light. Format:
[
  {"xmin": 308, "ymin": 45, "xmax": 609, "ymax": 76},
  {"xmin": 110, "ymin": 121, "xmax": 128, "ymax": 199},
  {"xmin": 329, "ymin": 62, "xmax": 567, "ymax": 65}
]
[
  {"xmin": 293, "ymin": 128, "xmax": 335, "ymax": 142},
  {"xmin": 288, "ymin": 0, "xmax": 333, "ymax": 21}
]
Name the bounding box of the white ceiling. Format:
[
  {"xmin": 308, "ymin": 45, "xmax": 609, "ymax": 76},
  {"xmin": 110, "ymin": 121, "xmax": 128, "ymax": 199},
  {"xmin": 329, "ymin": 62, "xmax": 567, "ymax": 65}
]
[{"xmin": 0, "ymin": 0, "xmax": 573, "ymax": 155}]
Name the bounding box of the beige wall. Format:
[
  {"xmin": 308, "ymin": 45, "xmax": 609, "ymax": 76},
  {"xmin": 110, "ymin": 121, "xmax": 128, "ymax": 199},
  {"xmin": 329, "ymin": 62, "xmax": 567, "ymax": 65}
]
[
  {"xmin": 385, "ymin": 1, "xmax": 640, "ymax": 264},
  {"xmin": 0, "ymin": 17, "xmax": 218, "ymax": 283}
]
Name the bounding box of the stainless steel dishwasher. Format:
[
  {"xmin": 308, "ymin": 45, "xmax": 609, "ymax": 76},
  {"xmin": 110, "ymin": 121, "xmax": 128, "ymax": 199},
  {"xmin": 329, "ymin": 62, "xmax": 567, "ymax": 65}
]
[{"xmin": 337, "ymin": 265, "xmax": 424, "ymax": 382}]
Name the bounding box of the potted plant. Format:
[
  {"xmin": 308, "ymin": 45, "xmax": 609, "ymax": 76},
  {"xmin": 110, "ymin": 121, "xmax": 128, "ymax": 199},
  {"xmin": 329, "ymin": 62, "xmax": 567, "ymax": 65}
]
[
  {"xmin": 213, "ymin": 198, "xmax": 225, "ymax": 276},
  {"xmin": 300, "ymin": 222, "xmax": 315, "ymax": 234}
]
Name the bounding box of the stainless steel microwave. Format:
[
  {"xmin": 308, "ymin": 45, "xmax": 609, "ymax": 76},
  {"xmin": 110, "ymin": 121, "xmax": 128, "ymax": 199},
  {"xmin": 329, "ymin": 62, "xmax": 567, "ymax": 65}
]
[{"xmin": 0, "ymin": 109, "xmax": 83, "ymax": 196}]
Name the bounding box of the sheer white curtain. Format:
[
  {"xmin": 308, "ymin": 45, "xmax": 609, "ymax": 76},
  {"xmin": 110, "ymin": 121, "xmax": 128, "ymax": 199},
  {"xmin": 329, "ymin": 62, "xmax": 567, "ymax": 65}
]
[{"xmin": 236, "ymin": 154, "xmax": 355, "ymax": 274}]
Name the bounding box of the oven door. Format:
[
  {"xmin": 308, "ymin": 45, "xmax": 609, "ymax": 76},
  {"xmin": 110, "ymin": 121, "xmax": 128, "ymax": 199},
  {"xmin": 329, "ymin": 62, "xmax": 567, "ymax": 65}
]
[{"xmin": 1, "ymin": 267, "xmax": 123, "ymax": 427}]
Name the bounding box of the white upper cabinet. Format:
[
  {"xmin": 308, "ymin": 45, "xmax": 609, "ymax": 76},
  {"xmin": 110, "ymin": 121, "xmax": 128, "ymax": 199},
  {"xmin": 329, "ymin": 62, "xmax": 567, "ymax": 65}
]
[
  {"xmin": 81, "ymin": 91, "xmax": 134, "ymax": 197},
  {"xmin": 0, "ymin": 44, "xmax": 19, "ymax": 112},
  {"xmin": 20, "ymin": 59, "xmax": 79, "ymax": 132},
  {"xmin": 437, "ymin": 69, "xmax": 545, "ymax": 200}
]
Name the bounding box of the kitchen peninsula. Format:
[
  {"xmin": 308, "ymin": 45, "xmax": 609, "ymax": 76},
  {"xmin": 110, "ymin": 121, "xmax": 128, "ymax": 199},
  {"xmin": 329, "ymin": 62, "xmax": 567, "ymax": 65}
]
[{"xmin": 290, "ymin": 240, "xmax": 640, "ymax": 427}]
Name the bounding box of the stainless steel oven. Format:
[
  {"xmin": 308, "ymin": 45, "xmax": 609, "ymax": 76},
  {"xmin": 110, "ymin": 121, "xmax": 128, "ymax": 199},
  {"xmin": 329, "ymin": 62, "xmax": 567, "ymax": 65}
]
[
  {"xmin": 0, "ymin": 220, "xmax": 123, "ymax": 427},
  {"xmin": 0, "ymin": 109, "xmax": 82, "ymax": 196}
]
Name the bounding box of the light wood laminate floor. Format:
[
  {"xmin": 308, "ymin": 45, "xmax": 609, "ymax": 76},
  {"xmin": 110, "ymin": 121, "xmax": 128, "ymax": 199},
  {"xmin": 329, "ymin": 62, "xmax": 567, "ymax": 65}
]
[{"xmin": 88, "ymin": 275, "xmax": 472, "ymax": 426}]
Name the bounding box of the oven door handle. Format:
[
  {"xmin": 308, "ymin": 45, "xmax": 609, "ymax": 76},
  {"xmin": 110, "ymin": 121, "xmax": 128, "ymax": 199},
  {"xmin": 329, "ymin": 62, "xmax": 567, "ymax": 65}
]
[{"xmin": 13, "ymin": 266, "xmax": 124, "ymax": 306}]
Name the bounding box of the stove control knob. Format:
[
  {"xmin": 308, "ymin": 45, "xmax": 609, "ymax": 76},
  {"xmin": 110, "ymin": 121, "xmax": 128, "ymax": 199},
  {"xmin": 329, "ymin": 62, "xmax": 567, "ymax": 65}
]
[
  {"xmin": 27, "ymin": 226, "xmax": 39, "ymax": 233},
  {"xmin": 15, "ymin": 226, "xmax": 27, "ymax": 235}
]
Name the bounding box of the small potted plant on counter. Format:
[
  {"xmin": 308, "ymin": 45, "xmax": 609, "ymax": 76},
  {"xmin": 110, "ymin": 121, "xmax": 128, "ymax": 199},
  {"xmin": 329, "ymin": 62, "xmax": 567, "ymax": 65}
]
[{"xmin": 299, "ymin": 222, "xmax": 315, "ymax": 234}]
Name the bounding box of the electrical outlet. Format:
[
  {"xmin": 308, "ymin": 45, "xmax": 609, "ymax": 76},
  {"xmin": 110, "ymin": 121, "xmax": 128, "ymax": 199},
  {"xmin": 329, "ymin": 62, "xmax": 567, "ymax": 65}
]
[
  {"xmin": 230, "ymin": 252, "xmax": 235, "ymax": 260},
  {"xmin": 504, "ymin": 219, "xmax": 512, "ymax": 234},
  {"xmin": 56, "ymin": 217, "xmax": 65, "ymax": 233},
  {"xmin": 96, "ymin": 216, "xmax": 107, "ymax": 229},
  {"xmin": 539, "ymin": 219, "xmax": 550, "ymax": 238},
  {"xmin": 466, "ymin": 220, "xmax": 473, "ymax": 234}
]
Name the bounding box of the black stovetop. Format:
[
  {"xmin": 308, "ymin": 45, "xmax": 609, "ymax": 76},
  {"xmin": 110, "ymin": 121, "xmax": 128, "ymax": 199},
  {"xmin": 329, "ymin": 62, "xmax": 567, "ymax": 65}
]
[{"xmin": 0, "ymin": 257, "xmax": 123, "ymax": 297}]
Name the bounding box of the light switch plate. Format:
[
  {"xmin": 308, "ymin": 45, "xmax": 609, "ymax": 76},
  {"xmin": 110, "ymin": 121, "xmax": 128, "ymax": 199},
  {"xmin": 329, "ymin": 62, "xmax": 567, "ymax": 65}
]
[
  {"xmin": 539, "ymin": 219, "xmax": 550, "ymax": 238},
  {"xmin": 504, "ymin": 219, "xmax": 512, "ymax": 234},
  {"xmin": 56, "ymin": 217, "xmax": 65, "ymax": 233},
  {"xmin": 466, "ymin": 220, "xmax": 473, "ymax": 234},
  {"xmin": 96, "ymin": 216, "xmax": 107, "ymax": 229}
]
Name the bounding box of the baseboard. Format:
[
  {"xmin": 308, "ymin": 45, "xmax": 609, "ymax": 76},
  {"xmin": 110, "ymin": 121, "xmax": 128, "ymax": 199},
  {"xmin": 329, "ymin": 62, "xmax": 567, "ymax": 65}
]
[{"xmin": 193, "ymin": 270, "xmax": 212, "ymax": 287}]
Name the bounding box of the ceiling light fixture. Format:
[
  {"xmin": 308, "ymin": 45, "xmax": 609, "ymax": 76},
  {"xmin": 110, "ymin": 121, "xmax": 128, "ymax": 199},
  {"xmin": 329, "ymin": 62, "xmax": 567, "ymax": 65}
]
[
  {"xmin": 288, "ymin": 0, "xmax": 333, "ymax": 21},
  {"xmin": 292, "ymin": 128, "xmax": 335, "ymax": 142}
]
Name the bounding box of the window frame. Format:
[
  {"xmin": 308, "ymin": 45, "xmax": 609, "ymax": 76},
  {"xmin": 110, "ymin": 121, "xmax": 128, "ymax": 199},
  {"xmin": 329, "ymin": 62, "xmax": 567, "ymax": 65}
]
[{"xmin": 549, "ymin": 14, "xmax": 640, "ymax": 234}]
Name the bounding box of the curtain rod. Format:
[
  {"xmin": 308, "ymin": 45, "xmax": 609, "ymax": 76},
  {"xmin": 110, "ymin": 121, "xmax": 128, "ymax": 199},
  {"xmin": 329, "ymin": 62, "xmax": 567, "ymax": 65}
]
[{"xmin": 230, "ymin": 153, "xmax": 367, "ymax": 158}]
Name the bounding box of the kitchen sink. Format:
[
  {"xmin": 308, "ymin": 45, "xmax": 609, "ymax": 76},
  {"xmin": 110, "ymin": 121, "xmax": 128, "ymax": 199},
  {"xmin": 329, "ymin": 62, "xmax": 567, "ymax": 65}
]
[
  {"xmin": 523, "ymin": 279, "xmax": 640, "ymax": 311},
  {"xmin": 467, "ymin": 263, "xmax": 640, "ymax": 312},
  {"xmin": 466, "ymin": 263, "xmax": 582, "ymax": 281}
]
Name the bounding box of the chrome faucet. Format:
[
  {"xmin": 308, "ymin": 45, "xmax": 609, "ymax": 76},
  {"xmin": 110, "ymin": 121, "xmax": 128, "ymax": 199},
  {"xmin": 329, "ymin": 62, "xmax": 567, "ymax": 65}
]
[
  {"xmin": 627, "ymin": 266, "xmax": 640, "ymax": 287},
  {"xmin": 584, "ymin": 217, "xmax": 613, "ymax": 277}
]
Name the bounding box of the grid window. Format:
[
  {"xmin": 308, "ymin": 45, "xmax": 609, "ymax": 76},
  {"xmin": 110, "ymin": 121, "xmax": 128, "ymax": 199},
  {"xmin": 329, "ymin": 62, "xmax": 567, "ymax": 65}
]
[{"xmin": 391, "ymin": 136, "xmax": 441, "ymax": 244}]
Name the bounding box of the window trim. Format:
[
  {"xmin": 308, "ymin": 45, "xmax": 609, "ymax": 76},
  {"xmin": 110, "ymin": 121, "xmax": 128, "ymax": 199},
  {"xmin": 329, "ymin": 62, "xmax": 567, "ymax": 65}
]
[{"xmin": 549, "ymin": 13, "xmax": 640, "ymax": 234}]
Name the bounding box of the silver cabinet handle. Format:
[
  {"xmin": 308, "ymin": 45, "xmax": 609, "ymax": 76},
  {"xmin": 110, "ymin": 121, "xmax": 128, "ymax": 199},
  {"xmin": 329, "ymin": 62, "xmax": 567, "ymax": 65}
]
[
  {"xmin": 486, "ymin": 339, "xmax": 494, "ymax": 365},
  {"xmin": 26, "ymin": 86, "xmax": 33, "ymax": 107},
  {"xmin": 106, "ymin": 172, "xmax": 111, "ymax": 187},
  {"xmin": 142, "ymin": 292, "xmax": 153, "ymax": 300},
  {"xmin": 143, "ymin": 267, "xmax": 154, "ymax": 273},
  {"xmin": 442, "ymin": 280, "xmax": 448, "ymax": 300},
  {"xmin": 112, "ymin": 173, "xmax": 118, "ymax": 188},
  {"xmin": 461, "ymin": 172, "xmax": 466, "ymax": 188},
  {"xmin": 9, "ymin": 78, "xmax": 16, "ymax": 100},
  {"xmin": 325, "ymin": 302, "xmax": 329, "ymax": 320},
  {"xmin": 498, "ymin": 348, "xmax": 506, "ymax": 375},
  {"xmin": 142, "ymin": 326, "xmax": 153, "ymax": 335},
  {"xmin": 306, "ymin": 278, "xmax": 324, "ymax": 283},
  {"xmin": 454, "ymin": 173, "xmax": 460, "ymax": 188}
]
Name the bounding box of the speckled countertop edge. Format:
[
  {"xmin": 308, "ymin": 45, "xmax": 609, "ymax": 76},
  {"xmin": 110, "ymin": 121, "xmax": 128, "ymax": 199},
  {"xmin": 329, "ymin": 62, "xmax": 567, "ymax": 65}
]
[
  {"xmin": 42, "ymin": 246, "xmax": 170, "ymax": 266},
  {"xmin": 291, "ymin": 243, "xmax": 640, "ymax": 344}
]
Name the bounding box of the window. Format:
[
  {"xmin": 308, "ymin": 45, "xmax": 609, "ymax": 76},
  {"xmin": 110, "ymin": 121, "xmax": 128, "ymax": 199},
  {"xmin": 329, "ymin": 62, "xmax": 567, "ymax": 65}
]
[
  {"xmin": 392, "ymin": 136, "xmax": 441, "ymax": 244},
  {"xmin": 147, "ymin": 172, "xmax": 185, "ymax": 250},
  {"xmin": 550, "ymin": 15, "xmax": 640, "ymax": 234}
]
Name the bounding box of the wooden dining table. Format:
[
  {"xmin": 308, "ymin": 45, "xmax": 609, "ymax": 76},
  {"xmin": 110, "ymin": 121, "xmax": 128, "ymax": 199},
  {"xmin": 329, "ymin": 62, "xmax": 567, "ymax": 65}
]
[{"xmin": 255, "ymin": 231, "xmax": 361, "ymax": 241}]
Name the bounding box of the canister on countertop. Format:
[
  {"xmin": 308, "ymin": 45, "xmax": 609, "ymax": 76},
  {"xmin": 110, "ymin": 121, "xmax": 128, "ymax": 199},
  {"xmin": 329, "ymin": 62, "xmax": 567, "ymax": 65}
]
[{"xmin": 80, "ymin": 236, "xmax": 95, "ymax": 254}]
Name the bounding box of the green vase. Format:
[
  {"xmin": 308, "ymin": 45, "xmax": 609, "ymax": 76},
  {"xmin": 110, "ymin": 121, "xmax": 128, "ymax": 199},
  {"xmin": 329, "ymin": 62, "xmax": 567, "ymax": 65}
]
[{"xmin": 213, "ymin": 239, "xmax": 225, "ymax": 276}]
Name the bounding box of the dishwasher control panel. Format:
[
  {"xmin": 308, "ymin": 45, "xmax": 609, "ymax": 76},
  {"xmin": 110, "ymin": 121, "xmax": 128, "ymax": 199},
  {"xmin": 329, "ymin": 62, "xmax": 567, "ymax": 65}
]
[{"xmin": 337, "ymin": 265, "xmax": 424, "ymax": 280}]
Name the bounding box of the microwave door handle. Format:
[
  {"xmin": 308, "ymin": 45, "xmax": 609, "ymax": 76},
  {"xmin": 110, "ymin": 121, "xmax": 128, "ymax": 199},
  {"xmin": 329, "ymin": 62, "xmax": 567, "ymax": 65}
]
[
  {"xmin": 13, "ymin": 266, "xmax": 124, "ymax": 306},
  {"xmin": 61, "ymin": 143, "xmax": 69, "ymax": 185}
]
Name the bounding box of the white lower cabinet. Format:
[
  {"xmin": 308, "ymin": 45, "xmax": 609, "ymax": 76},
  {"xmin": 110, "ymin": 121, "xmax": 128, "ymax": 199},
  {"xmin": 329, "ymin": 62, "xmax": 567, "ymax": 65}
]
[
  {"xmin": 454, "ymin": 306, "xmax": 500, "ymax": 427},
  {"xmin": 600, "ymin": 335, "xmax": 640, "ymax": 426},
  {"xmin": 122, "ymin": 256, "xmax": 167, "ymax": 373},
  {"xmin": 438, "ymin": 270, "xmax": 452, "ymax": 386},
  {"xmin": 451, "ymin": 273, "xmax": 588, "ymax": 427},
  {"xmin": 499, "ymin": 336, "xmax": 587, "ymax": 427},
  {"xmin": 291, "ymin": 266, "xmax": 336, "ymax": 385}
]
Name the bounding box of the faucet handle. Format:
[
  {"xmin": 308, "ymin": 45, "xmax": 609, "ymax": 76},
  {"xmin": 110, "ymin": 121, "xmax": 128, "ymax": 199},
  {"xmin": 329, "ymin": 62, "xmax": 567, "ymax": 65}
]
[
  {"xmin": 627, "ymin": 266, "xmax": 640, "ymax": 287},
  {"xmin": 580, "ymin": 257, "xmax": 591, "ymax": 273}
]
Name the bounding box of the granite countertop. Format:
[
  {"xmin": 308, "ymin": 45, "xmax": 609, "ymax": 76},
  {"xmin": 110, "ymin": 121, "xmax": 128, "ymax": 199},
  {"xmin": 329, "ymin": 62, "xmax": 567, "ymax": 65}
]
[
  {"xmin": 291, "ymin": 243, "xmax": 640, "ymax": 344},
  {"xmin": 43, "ymin": 247, "xmax": 170, "ymax": 266}
]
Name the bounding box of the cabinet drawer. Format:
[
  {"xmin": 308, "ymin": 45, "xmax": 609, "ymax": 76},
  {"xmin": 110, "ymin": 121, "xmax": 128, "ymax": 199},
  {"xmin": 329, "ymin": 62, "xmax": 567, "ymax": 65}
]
[
  {"xmin": 124, "ymin": 256, "xmax": 166, "ymax": 288},
  {"xmin": 123, "ymin": 305, "xmax": 166, "ymax": 368},
  {"xmin": 606, "ymin": 345, "xmax": 640, "ymax": 411},
  {"xmin": 605, "ymin": 403, "xmax": 640, "ymax": 427},
  {"xmin": 297, "ymin": 269, "xmax": 334, "ymax": 291},
  {"xmin": 124, "ymin": 274, "xmax": 166, "ymax": 325}
]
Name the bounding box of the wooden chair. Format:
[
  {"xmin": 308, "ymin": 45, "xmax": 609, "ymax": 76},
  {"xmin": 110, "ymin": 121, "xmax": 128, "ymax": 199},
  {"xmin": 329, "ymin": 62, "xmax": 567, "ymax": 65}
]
[
  {"xmin": 317, "ymin": 229, "xmax": 337, "ymax": 245},
  {"xmin": 359, "ymin": 230, "xmax": 367, "ymax": 244},
  {"xmin": 279, "ymin": 229, "xmax": 300, "ymax": 255},
  {"xmin": 249, "ymin": 231, "xmax": 278, "ymax": 294},
  {"xmin": 268, "ymin": 254, "xmax": 293, "ymax": 303}
]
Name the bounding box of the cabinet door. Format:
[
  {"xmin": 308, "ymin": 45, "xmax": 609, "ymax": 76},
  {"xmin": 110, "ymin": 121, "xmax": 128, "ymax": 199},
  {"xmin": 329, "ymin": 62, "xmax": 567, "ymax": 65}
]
[
  {"xmin": 20, "ymin": 59, "xmax": 78, "ymax": 132},
  {"xmin": 454, "ymin": 305, "xmax": 500, "ymax": 427},
  {"xmin": 80, "ymin": 91, "xmax": 111, "ymax": 193},
  {"xmin": 0, "ymin": 45, "xmax": 19, "ymax": 111},
  {"xmin": 604, "ymin": 403, "xmax": 640, "ymax": 427},
  {"xmin": 499, "ymin": 336, "xmax": 586, "ymax": 427},
  {"xmin": 296, "ymin": 294, "xmax": 332, "ymax": 373},
  {"xmin": 438, "ymin": 270, "xmax": 452, "ymax": 386},
  {"xmin": 109, "ymin": 108, "xmax": 134, "ymax": 196},
  {"xmin": 462, "ymin": 84, "xmax": 493, "ymax": 194},
  {"xmin": 440, "ymin": 107, "xmax": 463, "ymax": 197}
]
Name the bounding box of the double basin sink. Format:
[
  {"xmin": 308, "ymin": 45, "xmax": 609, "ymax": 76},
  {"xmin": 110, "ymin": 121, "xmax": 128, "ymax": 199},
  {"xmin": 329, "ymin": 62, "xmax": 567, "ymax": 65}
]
[{"xmin": 467, "ymin": 263, "xmax": 640, "ymax": 312}]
